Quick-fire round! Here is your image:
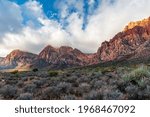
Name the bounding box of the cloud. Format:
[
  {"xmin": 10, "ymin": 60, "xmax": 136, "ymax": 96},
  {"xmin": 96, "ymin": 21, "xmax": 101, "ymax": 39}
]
[
  {"xmin": 0, "ymin": 0, "xmax": 22, "ymax": 36},
  {"xmin": 55, "ymin": 0, "xmax": 84, "ymax": 19},
  {"xmin": 86, "ymin": 0, "xmax": 150, "ymax": 48},
  {"xmin": 0, "ymin": 0, "xmax": 150, "ymax": 57}
]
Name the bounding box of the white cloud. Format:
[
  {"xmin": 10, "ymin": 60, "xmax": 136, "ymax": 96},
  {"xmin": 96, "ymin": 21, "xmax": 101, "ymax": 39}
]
[
  {"xmin": 55, "ymin": 0, "xmax": 84, "ymax": 18},
  {"xmin": 0, "ymin": 0, "xmax": 150, "ymax": 57},
  {"xmin": 21, "ymin": 0, "xmax": 45, "ymax": 28},
  {"xmin": 0, "ymin": 0, "xmax": 22, "ymax": 36},
  {"xmin": 88, "ymin": 0, "xmax": 95, "ymax": 5}
]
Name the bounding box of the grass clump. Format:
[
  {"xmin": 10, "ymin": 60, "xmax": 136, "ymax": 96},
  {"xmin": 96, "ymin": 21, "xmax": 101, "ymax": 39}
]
[
  {"xmin": 48, "ymin": 70, "xmax": 59, "ymax": 77},
  {"xmin": 123, "ymin": 65, "xmax": 150, "ymax": 82}
]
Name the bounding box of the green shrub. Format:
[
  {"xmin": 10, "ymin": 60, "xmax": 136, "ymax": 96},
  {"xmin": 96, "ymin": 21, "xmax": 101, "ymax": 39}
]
[
  {"xmin": 123, "ymin": 65, "xmax": 150, "ymax": 82},
  {"xmin": 48, "ymin": 71, "xmax": 59, "ymax": 77}
]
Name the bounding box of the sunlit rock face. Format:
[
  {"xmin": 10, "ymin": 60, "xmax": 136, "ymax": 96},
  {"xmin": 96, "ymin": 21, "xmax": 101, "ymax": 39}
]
[
  {"xmin": 38, "ymin": 45, "xmax": 98, "ymax": 68},
  {"xmin": 124, "ymin": 17, "xmax": 150, "ymax": 31},
  {"xmin": 0, "ymin": 50, "xmax": 37, "ymax": 69},
  {"xmin": 97, "ymin": 16, "xmax": 150, "ymax": 62}
]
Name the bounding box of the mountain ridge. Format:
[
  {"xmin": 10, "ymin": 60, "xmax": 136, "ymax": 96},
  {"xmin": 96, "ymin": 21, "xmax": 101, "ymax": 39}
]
[
  {"xmin": 97, "ymin": 16, "xmax": 150, "ymax": 62},
  {"xmin": 1, "ymin": 16, "xmax": 150, "ymax": 70}
]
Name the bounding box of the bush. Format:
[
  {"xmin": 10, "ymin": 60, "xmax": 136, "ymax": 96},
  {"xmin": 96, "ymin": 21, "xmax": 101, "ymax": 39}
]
[
  {"xmin": 104, "ymin": 90, "xmax": 123, "ymax": 100},
  {"xmin": 48, "ymin": 71, "xmax": 58, "ymax": 77},
  {"xmin": 79, "ymin": 83, "xmax": 91, "ymax": 93},
  {"xmin": 83, "ymin": 90, "xmax": 103, "ymax": 100},
  {"xmin": 0, "ymin": 85, "xmax": 17, "ymax": 99},
  {"xmin": 23, "ymin": 83, "xmax": 36, "ymax": 93},
  {"xmin": 61, "ymin": 95, "xmax": 76, "ymax": 100},
  {"xmin": 92, "ymin": 80, "xmax": 104, "ymax": 89},
  {"xmin": 123, "ymin": 65, "xmax": 150, "ymax": 82},
  {"xmin": 32, "ymin": 68, "xmax": 38, "ymax": 72},
  {"xmin": 17, "ymin": 81, "xmax": 24, "ymax": 88},
  {"xmin": 56, "ymin": 82, "xmax": 72, "ymax": 94},
  {"xmin": 42, "ymin": 86, "xmax": 60, "ymax": 99},
  {"xmin": 17, "ymin": 93, "xmax": 33, "ymax": 100}
]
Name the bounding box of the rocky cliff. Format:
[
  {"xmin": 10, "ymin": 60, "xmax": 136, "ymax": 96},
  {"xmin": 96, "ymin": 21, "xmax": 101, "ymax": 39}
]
[{"xmin": 97, "ymin": 17, "xmax": 150, "ymax": 62}]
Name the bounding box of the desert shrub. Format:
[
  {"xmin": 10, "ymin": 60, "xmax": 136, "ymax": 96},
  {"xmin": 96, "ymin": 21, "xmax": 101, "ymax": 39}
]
[
  {"xmin": 22, "ymin": 77, "xmax": 28, "ymax": 81},
  {"xmin": 83, "ymin": 90, "xmax": 103, "ymax": 100},
  {"xmin": 0, "ymin": 85, "xmax": 17, "ymax": 99},
  {"xmin": 32, "ymin": 68, "xmax": 38, "ymax": 72},
  {"xmin": 17, "ymin": 81, "xmax": 24, "ymax": 88},
  {"xmin": 89, "ymin": 70, "xmax": 102, "ymax": 79},
  {"xmin": 42, "ymin": 82, "xmax": 72, "ymax": 99},
  {"xmin": 48, "ymin": 71, "xmax": 58, "ymax": 77},
  {"xmin": 49, "ymin": 77, "xmax": 62, "ymax": 81},
  {"xmin": 65, "ymin": 76, "xmax": 78, "ymax": 83},
  {"xmin": 17, "ymin": 93, "xmax": 33, "ymax": 100},
  {"xmin": 42, "ymin": 86, "xmax": 60, "ymax": 99},
  {"xmin": 10, "ymin": 70, "xmax": 18, "ymax": 74},
  {"xmin": 33, "ymin": 79, "xmax": 46, "ymax": 88},
  {"xmin": 56, "ymin": 82, "xmax": 72, "ymax": 94},
  {"xmin": 103, "ymin": 90, "xmax": 123, "ymax": 100},
  {"xmin": 92, "ymin": 80, "xmax": 104, "ymax": 89},
  {"xmin": 79, "ymin": 83, "xmax": 91, "ymax": 93},
  {"xmin": 61, "ymin": 95, "xmax": 76, "ymax": 100},
  {"xmin": 23, "ymin": 83, "xmax": 36, "ymax": 93},
  {"xmin": 125, "ymin": 85, "xmax": 139, "ymax": 99},
  {"xmin": 123, "ymin": 65, "xmax": 150, "ymax": 82},
  {"xmin": 73, "ymin": 88, "xmax": 83, "ymax": 97}
]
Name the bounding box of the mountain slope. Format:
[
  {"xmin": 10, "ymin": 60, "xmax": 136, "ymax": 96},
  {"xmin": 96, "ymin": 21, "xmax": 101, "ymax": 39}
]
[
  {"xmin": 97, "ymin": 17, "xmax": 150, "ymax": 62},
  {"xmin": 0, "ymin": 50, "xmax": 37, "ymax": 69}
]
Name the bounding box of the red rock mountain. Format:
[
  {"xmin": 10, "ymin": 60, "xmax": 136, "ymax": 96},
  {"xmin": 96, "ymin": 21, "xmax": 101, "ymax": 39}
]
[
  {"xmin": 38, "ymin": 45, "xmax": 97, "ymax": 68},
  {"xmin": 0, "ymin": 46, "xmax": 98, "ymax": 70},
  {"xmin": 97, "ymin": 17, "xmax": 150, "ymax": 62},
  {"xmin": 0, "ymin": 50, "xmax": 37, "ymax": 69}
]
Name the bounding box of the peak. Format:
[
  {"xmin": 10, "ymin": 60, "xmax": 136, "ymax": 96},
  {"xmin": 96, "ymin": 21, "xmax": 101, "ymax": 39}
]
[
  {"xmin": 11, "ymin": 49, "xmax": 22, "ymax": 52},
  {"xmin": 9, "ymin": 49, "xmax": 24, "ymax": 55},
  {"xmin": 124, "ymin": 16, "xmax": 150, "ymax": 31},
  {"xmin": 44, "ymin": 45, "xmax": 55, "ymax": 49},
  {"xmin": 42, "ymin": 45, "xmax": 57, "ymax": 52},
  {"xmin": 60, "ymin": 46, "xmax": 73, "ymax": 49},
  {"xmin": 8, "ymin": 49, "xmax": 36, "ymax": 56},
  {"xmin": 59, "ymin": 46, "xmax": 73, "ymax": 54},
  {"xmin": 59, "ymin": 46, "xmax": 73, "ymax": 51}
]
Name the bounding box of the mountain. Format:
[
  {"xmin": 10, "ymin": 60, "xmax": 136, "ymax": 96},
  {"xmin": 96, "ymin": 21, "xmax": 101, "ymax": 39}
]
[
  {"xmin": 38, "ymin": 45, "xmax": 98, "ymax": 68},
  {"xmin": 0, "ymin": 46, "xmax": 98, "ymax": 70},
  {"xmin": 97, "ymin": 17, "xmax": 150, "ymax": 62},
  {"xmin": 0, "ymin": 50, "xmax": 37, "ymax": 69},
  {"xmin": 0, "ymin": 57, "xmax": 4, "ymax": 61}
]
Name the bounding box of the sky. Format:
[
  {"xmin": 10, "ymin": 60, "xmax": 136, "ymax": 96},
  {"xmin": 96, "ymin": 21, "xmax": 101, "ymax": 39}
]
[{"xmin": 0, "ymin": 0, "xmax": 150, "ymax": 57}]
